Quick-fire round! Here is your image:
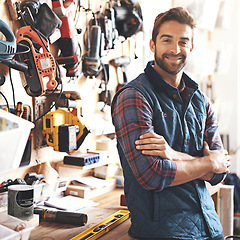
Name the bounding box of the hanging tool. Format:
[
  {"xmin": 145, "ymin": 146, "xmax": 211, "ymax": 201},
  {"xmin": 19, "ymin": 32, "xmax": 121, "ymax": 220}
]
[
  {"xmin": 20, "ymin": 105, "xmax": 32, "ymax": 167},
  {"xmin": 82, "ymin": 18, "xmax": 103, "ymax": 78},
  {"xmin": 109, "ymin": 56, "xmax": 131, "ymax": 91},
  {"xmin": 0, "ymin": 19, "xmax": 16, "ymax": 60},
  {"xmin": 0, "ymin": 8, "xmax": 59, "ymax": 97},
  {"xmin": 20, "ymin": 0, "xmax": 62, "ymax": 44},
  {"xmin": 15, "ymin": 101, "xmax": 23, "ymax": 117},
  {"xmin": 113, "ymin": 0, "xmax": 143, "ymax": 39},
  {"xmin": 52, "ymin": 0, "xmax": 82, "ymax": 78},
  {"xmin": 104, "ymin": 1, "xmax": 118, "ymax": 49},
  {"xmin": 42, "ymin": 91, "xmax": 89, "ymax": 154},
  {"xmin": 15, "ymin": 24, "xmax": 57, "ymax": 97},
  {"xmin": 0, "ymin": 20, "xmax": 28, "ymax": 73},
  {"xmin": 96, "ymin": 3, "xmax": 117, "ymax": 51},
  {"xmin": 98, "ymin": 63, "xmax": 113, "ymax": 107},
  {"xmin": 15, "ymin": 1, "xmax": 59, "ymax": 96}
]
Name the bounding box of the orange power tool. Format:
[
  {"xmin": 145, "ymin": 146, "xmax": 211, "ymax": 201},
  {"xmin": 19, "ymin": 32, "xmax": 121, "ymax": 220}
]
[{"xmin": 16, "ymin": 25, "xmax": 57, "ymax": 97}]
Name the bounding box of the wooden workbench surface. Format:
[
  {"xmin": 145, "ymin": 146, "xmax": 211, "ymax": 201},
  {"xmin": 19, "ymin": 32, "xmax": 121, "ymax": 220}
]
[{"xmin": 29, "ymin": 188, "xmax": 136, "ymax": 240}]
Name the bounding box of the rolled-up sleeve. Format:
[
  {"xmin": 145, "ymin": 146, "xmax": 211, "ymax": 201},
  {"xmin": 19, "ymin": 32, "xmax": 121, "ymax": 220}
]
[
  {"xmin": 203, "ymin": 93, "xmax": 226, "ymax": 185},
  {"xmin": 112, "ymin": 88, "xmax": 177, "ymax": 191}
]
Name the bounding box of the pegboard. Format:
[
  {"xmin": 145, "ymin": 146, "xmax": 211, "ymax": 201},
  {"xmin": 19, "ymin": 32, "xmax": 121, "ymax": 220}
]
[
  {"xmin": 33, "ymin": 95, "xmax": 52, "ymax": 149},
  {"xmin": 33, "ymin": 91, "xmax": 72, "ymax": 149}
]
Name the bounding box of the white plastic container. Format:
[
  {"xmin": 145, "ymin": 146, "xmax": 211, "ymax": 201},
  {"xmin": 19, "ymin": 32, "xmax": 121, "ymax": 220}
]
[
  {"xmin": 0, "ymin": 212, "xmax": 34, "ymax": 240},
  {"xmin": 0, "ymin": 224, "xmax": 19, "ymax": 240},
  {"xmin": 0, "ymin": 109, "xmax": 34, "ymax": 175}
]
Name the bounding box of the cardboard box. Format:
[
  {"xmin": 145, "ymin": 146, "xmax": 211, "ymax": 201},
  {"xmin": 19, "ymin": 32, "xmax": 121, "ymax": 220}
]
[
  {"xmin": 65, "ymin": 179, "xmax": 116, "ymax": 199},
  {"xmin": 94, "ymin": 164, "xmax": 118, "ymax": 179}
]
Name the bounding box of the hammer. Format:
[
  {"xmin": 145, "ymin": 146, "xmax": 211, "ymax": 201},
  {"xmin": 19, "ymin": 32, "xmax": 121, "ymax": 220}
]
[{"xmin": 109, "ymin": 56, "xmax": 131, "ymax": 91}]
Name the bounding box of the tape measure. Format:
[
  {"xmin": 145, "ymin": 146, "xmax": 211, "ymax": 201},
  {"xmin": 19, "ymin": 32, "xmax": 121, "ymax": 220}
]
[{"xmin": 70, "ymin": 209, "xmax": 130, "ymax": 240}]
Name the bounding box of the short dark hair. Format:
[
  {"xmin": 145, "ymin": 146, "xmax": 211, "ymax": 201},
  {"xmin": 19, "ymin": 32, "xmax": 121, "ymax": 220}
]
[{"xmin": 152, "ymin": 7, "xmax": 196, "ymax": 44}]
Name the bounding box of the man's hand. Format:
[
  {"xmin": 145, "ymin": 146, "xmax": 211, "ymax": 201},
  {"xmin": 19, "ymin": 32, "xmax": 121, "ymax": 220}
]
[
  {"xmin": 135, "ymin": 132, "xmax": 231, "ymax": 183},
  {"xmin": 203, "ymin": 141, "xmax": 231, "ymax": 174},
  {"xmin": 135, "ymin": 132, "xmax": 192, "ymax": 161}
]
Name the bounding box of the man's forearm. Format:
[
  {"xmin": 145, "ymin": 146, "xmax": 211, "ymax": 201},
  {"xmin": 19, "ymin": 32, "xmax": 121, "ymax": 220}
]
[
  {"xmin": 168, "ymin": 151, "xmax": 215, "ymax": 182},
  {"xmin": 136, "ymin": 133, "xmax": 231, "ymax": 186},
  {"xmin": 170, "ymin": 157, "xmax": 213, "ymax": 186}
]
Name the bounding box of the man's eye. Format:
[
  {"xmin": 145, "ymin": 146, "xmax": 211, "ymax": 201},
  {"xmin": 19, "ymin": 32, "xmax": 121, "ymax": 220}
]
[
  {"xmin": 180, "ymin": 41, "xmax": 188, "ymax": 46},
  {"xmin": 163, "ymin": 39, "xmax": 170, "ymax": 42}
]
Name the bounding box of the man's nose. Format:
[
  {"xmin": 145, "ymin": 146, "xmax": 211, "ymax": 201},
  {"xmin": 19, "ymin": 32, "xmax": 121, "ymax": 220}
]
[{"xmin": 170, "ymin": 42, "xmax": 180, "ymax": 54}]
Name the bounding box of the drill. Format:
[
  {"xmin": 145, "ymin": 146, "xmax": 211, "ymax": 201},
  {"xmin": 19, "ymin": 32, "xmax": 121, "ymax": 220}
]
[{"xmin": 52, "ymin": 0, "xmax": 81, "ymax": 78}]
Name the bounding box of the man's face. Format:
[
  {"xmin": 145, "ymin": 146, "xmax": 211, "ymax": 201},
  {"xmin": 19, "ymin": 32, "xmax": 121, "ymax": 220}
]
[{"xmin": 150, "ymin": 20, "xmax": 194, "ymax": 75}]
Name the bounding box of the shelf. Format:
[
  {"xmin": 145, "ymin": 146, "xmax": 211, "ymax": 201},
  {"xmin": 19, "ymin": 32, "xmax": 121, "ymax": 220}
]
[{"xmin": 57, "ymin": 158, "xmax": 114, "ymax": 170}]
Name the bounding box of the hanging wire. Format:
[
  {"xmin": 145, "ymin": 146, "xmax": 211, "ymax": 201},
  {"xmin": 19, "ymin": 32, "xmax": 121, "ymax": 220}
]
[{"xmin": 0, "ymin": 91, "xmax": 10, "ymax": 110}]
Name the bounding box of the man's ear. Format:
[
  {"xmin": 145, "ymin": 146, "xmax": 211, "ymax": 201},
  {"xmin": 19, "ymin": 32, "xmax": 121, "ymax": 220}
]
[
  {"xmin": 190, "ymin": 43, "xmax": 194, "ymax": 52},
  {"xmin": 150, "ymin": 39, "xmax": 155, "ymax": 53}
]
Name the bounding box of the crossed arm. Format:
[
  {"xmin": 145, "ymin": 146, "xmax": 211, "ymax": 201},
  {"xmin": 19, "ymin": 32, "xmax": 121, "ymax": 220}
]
[
  {"xmin": 135, "ymin": 132, "xmax": 231, "ymax": 186},
  {"xmin": 112, "ymin": 88, "xmax": 231, "ymax": 191}
]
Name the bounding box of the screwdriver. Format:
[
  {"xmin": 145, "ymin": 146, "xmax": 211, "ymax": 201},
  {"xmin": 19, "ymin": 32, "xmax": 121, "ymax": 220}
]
[{"xmin": 15, "ymin": 101, "xmax": 23, "ymax": 117}]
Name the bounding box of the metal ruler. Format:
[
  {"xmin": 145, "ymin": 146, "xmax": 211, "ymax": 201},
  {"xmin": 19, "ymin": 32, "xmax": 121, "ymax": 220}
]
[{"xmin": 70, "ymin": 209, "xmax": 130, "ymax": 240}]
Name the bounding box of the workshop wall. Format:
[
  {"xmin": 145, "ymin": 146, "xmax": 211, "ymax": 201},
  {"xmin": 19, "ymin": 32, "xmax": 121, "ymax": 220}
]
[
  {"xmin": 0, "ymin": 0, "xmax": 142, "ymax": 182},
  {"xmin": 1, "ymin": 0, "xmax": 238, "ymax": 183}
]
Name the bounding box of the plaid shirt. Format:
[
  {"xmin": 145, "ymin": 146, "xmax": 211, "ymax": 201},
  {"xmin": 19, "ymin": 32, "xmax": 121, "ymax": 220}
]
[{"xmin": 112, "ymin": 73, "xmax": 224, "ymax": 191}]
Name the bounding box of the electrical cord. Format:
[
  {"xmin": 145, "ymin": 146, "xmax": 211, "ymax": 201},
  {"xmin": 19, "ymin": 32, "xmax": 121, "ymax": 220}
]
[
  {"xmin": 0, "ymin": 91, "xmax": 10, "ymax": 110},
  {"xmin": 0, "ymin": 30, "xmax": 30, "ymax": 110},
  {"xmin": 8, "ymin": 68, "xmax": 16, "ymax": 109},
  {"xmin": 74, "ymin": 0, "xmax": 81, "ymax": 25},
  {"xmin": 33, "ymin": 81, "xmax": 63, "ymax": 123},
  {"xmin": 100, "ymin": 63, "xmax": 109, "ymax": 112},
  {"xmin": 0, "ymin": 42, "xmax": 30, "ymax": 58}
]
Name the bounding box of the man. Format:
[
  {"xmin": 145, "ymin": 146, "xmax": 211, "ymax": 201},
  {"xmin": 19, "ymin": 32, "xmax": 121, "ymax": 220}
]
[{"xmin": 111, "ymin": 7, "xmax": 231, "ymax": 240}]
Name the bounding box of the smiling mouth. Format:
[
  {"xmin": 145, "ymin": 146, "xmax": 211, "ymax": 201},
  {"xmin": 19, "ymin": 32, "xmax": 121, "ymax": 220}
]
[{"xmin": 164, "ymin": 54, "xmax": 184, "ymax": 62}]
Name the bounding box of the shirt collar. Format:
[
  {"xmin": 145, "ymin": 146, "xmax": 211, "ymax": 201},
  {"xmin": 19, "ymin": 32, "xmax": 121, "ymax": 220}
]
[
  {"xmin": 178, "ymin": 79, "xmax": 186, "ymax": 94},
  {"xmin": 144, "ymin": 61, "xmax": 198, "ymax": 92}
]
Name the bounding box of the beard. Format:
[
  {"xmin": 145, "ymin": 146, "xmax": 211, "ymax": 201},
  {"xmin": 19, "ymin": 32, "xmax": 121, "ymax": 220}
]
[{"xmin": 155, "ymin": 52, "xmax": 187, "ymax": 75}]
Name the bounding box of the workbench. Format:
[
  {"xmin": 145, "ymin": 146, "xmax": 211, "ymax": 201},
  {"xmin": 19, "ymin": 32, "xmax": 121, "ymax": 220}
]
[
  {"xmin": 29, "ymin": 184, "xmax": 234, "ymax": 239},
  {"xmin": 29, "ymin": 188, "xmax": 136, "ymax": 240}
]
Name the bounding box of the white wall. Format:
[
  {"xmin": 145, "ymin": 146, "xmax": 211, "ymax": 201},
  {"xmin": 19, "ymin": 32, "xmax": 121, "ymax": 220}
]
[{"xmin": 135, "ymin": 0, "xmax": 240, "ymax": 174}]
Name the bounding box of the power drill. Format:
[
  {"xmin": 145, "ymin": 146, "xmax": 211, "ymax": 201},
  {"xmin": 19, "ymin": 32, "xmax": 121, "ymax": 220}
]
[{"xmin": 52, "ymin": 0, "xmax": 81, "ymax": 78}]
